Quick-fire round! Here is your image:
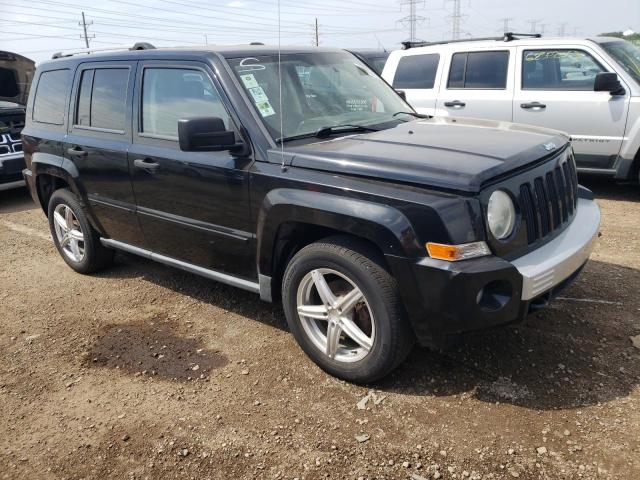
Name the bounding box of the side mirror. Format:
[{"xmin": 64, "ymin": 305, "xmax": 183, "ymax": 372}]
[
  {"xmin": 395, "ymin": 89, "xmax": 407, "ymax": 101},
  {"xmin": 594, "ymin": 72, "xmax": 625, "ymax": 95},
  {"xmin": 178, "ymin": 117, "xmax": 241, "ymax": 152}
]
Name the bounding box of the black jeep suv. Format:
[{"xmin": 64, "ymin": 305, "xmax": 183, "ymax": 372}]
[
  {"xmin": 1, "ymin": 51, "xmax": 34, "ymax": 191},
  {"xmin": 22, "ymin": 44, "xmax": 600, "ymax": 382}
]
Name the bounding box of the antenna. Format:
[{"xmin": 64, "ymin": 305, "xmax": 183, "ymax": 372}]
[{"xmin": 277, "ymin": 0, "xmax": 286, "ymax": 171}]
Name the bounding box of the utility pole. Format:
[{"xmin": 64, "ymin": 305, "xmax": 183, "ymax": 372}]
[
  {"xmin": 557, "ymin": 22, "xmax": 568, "ymax": 36},
  {"xmin": 500, "ymin": 17, "xmax": 513, "ymax": 33},
  {"xmin": 446, "ymin": 0, "xmax": 464, "ymax": 40},
  {"xmin": 397, "ymin": 0, "xmax": 426, "ymax": 43},
  {"xmin": 79, "ymin": 11, "xmax": 94, "ymax": 48},
  {"xmin": 314, "ymin": 18, "xmax": 319, "ymax": 46},
  {"xmin": 527, "ymin": 19, "xmax": 542, "ymax": 34}
]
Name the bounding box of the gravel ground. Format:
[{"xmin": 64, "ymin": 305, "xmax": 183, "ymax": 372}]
[{"xmin": 0, "ymin": 177, "xmax": 639, "ymax": 480}]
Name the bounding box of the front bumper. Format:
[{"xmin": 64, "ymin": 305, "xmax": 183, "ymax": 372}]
[
  {"xmin": 388, "ymin": 197, "xmax": 600, "ymax": 347},
  {"xmin": 0, "ymin": 154, "xmax": 26, "ymax": 191}
]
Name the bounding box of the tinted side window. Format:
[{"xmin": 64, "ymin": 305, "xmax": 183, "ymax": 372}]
[
  {"xmin": 392, "ymin": 54, "xmax": 440, "ymax": 89},
  {"xmin": 33, "ymin": 69, "xmax": 70, "ymax": 125},
  {"xmin": 91, "ymin": 69, "xmax": 128, "ymax": 130},
  {"xmin": 522, "ymin": 50, "xmax": 606, "ymax": 90},
  {"xmin": 76, "ymin": 69, "xmax": 93, "ymax": 126},
  {"xmin": 141, "ymin": 68, "xmax": 230, "ymax": 138},
  {"xmin": 448, "ymin": 51, "xmax": 509, "ymax": 89}
]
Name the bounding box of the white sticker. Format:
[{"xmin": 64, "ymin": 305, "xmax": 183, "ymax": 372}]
[
  {"xmin": 248, "ymin": 86, "xmax": 269, "ymax": 103},
  {"xmin": 256, "ymin": 101, "xmax": 276, "ymax": 117},
  {"xmin": 240, "ymin": 73, "xmax": 259, "ymax": 89}
]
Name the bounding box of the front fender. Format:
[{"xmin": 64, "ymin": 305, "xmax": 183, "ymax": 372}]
[{"xmin": 256, "ymin": 188, "xmax": 424, "ymax": 276}]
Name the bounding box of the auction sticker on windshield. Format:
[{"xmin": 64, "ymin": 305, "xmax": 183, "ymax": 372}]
[{"xmin": 240, "ymin": 73, "xmax": 276, "ymax": 117}]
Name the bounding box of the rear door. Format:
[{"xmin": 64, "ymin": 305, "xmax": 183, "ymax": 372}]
[
  {"xmin": 513, "ymin": 46, "xmax": 630, "ymax": 170},
  {"xmin": 387, "ymin": 52, "xmax": 442, "ymax": 115},
  {"xmin": 128, "ymin": 60, "xmax": 255, "ymax": 279},
  {"xmin": 64, "ymin": 61, "xmax": 145, "ymax": 246},
  {"xmin": 436, "ymin": 48, "xmax": 514, "ymax": 121}
]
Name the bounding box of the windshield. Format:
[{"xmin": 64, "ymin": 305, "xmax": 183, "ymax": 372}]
[
  {"xmin": 227, "ymin": 52, "xmax": 413, "ymax": 141},
  {"xmin": 600, "ymin": 40, "xmax": 640, "ymax": 86}
]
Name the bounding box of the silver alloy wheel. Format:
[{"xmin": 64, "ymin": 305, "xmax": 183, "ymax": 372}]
[
  {"xmin": 296, "ymin": 268, "xmax": 375, "ymax": 363},
  {"xmin": 53, "ymin": 203, "xmax": 85, "ymax": 263}
]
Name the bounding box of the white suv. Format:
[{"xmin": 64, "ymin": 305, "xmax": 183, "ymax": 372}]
[{"xmin": 382, "ymin": 35, "xmax": 640, "ymax": 181}]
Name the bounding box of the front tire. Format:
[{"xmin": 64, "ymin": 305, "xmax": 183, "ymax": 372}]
[
  {"xmin": 282, "ymin": 236, "xmax": 414, "ymax": 383},
  {"xmin": 48, "ymin": 188, "xmax": 114, "ymax": 274}
]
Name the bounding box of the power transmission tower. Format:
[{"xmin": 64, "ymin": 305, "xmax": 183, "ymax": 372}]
[
  {"xmin": 446, "ymin": 0, "xmax": 465, "ymax": 40},
  {"xmin": 527, "ymin": 19, "xmax": 542, "ymax": 34},
  {"xmin": 79, "ymin": 11, "xmax": 94, "ymax": 48},
  {"xmin": 500, "ymin": 17, "xmax": 514, "ymax": 33},
  {"xmin": 397, "ymin": 0, "xmax": 427, "ymax": 43},
  {"xmin": 539, "ymin": 23, "xmax": 548, "ymax": 35},
  {"xmin": 314, "ymin": 18, "xmax": 319, "ymax": 46},
  {"xmin": 557, "ymin": 22, "xmax": 568, "ymax": 36}
]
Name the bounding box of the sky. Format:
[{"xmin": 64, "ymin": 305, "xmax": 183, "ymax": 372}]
[{"xmin": 1, "ymin": 0, "xmax": 639, "ymax": 63}]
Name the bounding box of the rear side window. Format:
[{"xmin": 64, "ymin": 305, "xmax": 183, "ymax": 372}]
[
  {"xmin": 447, "ymin": 51, "xmax": 510, "ymax": 89},
  {"xmin": 141, "ymin": 68, "xmax": 229, "ymax": 138},
  {"xmin": 75, "ymin": 68, "xmax": 128, "ymax": 131},
  {"xmin": 392, "ymin": 54, "xmax": 440, "ymax": 89},
  {"xmin": 522, "ymin": 49, "xmax": 606, "ymax": 90},
  {"xmin": 33, "ymin": 69, "xmax": 70, "ymax": 125}
]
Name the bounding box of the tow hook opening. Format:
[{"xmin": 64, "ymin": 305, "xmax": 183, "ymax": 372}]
[{"xmin": 476, "ymin": 280, "xmax": 513, "ymax": 312}]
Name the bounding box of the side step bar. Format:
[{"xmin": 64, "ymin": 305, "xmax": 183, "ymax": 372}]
[{"xmin": 100, "ymin": 238, "xmax": 261, "ymax": 294}]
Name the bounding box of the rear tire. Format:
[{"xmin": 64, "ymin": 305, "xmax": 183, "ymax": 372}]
[
  {"xmin": 282, "ymin": 236, "xmax": 414, "ymax": 383},
  {"xmin": 47, "ymin": 188, "xmax": 114, "ymax": 274}
]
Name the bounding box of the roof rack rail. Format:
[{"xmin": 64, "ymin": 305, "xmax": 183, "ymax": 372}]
[
  {"xmin": 402, "ymin": 32, "xmax": 542, "ymax": 49},
  {"xmin": 52, "ymin": 42, "xmax": 156, "ymax": 59}
]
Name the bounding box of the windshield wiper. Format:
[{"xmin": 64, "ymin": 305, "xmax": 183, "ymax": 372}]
[
  {"xmin": 392, "ymin": 111, "xmax": 431, "ymax": 119},
  {"xmin": 276, "ymin": 124, "xmax": 381, "ymax": 144},
  {"xmin": 314, "ymin": 124, "xmax": 380, "ymax": 139}
]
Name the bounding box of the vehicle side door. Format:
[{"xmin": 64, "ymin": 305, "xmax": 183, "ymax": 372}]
[
  {"xmin": 386, "ymin": 52, "xmax": 442, "ymax": 115},
  {"xmin": 128, "ymin": 60, "xmax": 255, "ymax": 280},
  {"xmin": 513, "ymin": 46, "xmax": 630, "ymax": 171},
  {"xmin": 436, "ymin": 48, "xmax": 514, "ymax": 121},
  {"xmin": 65, "ymin": 61, "xmax": 145, "ymax": 246}
]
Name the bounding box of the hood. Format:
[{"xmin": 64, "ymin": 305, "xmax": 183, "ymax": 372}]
[
  {"xmin": 283, "ymin": 117, "xmax": 569, "ymax": 193},
  {"xmin": 0, "ymin": 51, "xmax": 35, "ymax": 106}
]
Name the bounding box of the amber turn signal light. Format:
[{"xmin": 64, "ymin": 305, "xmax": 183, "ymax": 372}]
[{"xmin": 426, "ymin": 241, "xmax": 491, "ymax": 262}]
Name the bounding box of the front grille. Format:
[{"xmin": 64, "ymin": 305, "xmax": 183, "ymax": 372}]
[
  {"xmin": 0, "ymin": 132, "xmax": 22, "ymax": 157},
  {"xmin": 518, "ymin": 152, "xmax": 578, "ymax": 245}
]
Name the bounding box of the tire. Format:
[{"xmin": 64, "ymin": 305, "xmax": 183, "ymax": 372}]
[
  {"xmin": 282, "ymin": 236, "xmax": 414, "ymax": 383},
  {"xmin": 47, "ymin": 188, "xmax": 114, "ymax": 274}
]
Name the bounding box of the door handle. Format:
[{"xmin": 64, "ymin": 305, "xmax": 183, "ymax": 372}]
[
  {"xmin": 67, "ymin": 147, "xmax": 88, "ymax": 158},
  {"xmin": 521, "ymin": 102, "xmax": 546, "ymax": 110},
  {"xmin": 444, "ymin": 100, "xmax": 466, "ymax": 108},
  {"xmin": 134, "ymin": 158, "xmax": 160, "ymax": 173}
]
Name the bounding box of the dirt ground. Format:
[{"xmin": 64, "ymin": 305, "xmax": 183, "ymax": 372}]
[{"xmin": 1, "ymin": 177, "xmax": 639, "ymax": 480}]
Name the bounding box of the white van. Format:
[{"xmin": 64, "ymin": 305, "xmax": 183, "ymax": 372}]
[{"xmin": 382, "ymin": 35, "xmax": 640, "ymax": 181}]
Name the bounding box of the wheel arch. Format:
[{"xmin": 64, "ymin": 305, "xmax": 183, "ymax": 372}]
[{"xmin": 256, "ymin": 189, "xmax": 424, "ymax": 301}]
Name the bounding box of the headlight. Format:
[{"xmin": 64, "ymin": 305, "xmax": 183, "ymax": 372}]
[{"xmin": 487, "ymin": 190, "xmax": 516, "ymax": 240}]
